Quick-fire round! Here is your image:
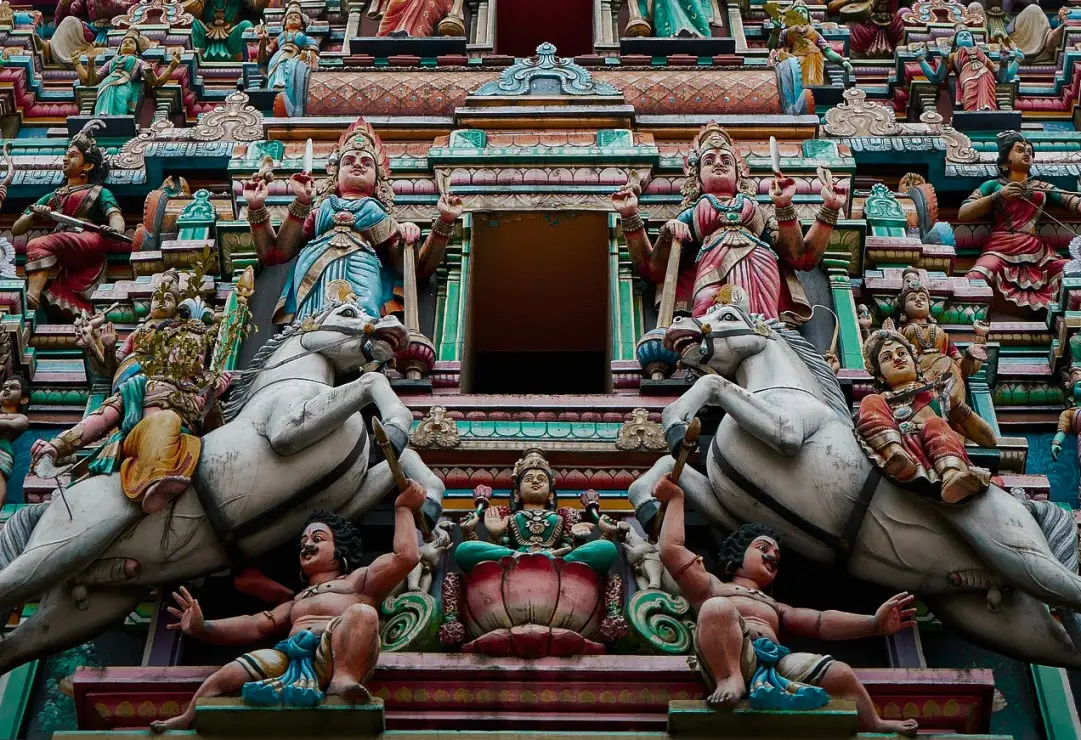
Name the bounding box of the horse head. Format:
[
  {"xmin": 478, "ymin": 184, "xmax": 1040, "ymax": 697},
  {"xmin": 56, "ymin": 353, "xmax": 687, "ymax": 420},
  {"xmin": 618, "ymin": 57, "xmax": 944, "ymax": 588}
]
[
  {"xmin": 664, "ymin": 292, "xmax": 774, "ymax": 377},
  {"xmin": 299, "ymin": 300, "xmax": 409, "ymax": 374}
]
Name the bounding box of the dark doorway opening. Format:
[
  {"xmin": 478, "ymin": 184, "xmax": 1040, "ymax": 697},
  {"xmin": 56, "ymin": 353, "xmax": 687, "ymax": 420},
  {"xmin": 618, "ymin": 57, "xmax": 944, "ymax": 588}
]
[{"xmin": 495, "ymin": 0, "xmax": 594, "ymax": 58}]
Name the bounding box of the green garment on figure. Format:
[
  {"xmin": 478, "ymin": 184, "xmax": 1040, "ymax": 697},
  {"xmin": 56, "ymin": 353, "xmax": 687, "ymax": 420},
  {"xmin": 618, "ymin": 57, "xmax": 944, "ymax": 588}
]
[
  {"xmin": 639, "ymin": 0, "xmax": 710, "ymax": 37},
  {"xmin": 93, "ymin": 54, "xmax": 143, "ymax": 116},
  {"xmin": 454, "ymin": 539, "xmax": 618, "ymax": 575},
  {"xmin": 192, "ymin": 0, "xmax": 253, "ymax": 61}
]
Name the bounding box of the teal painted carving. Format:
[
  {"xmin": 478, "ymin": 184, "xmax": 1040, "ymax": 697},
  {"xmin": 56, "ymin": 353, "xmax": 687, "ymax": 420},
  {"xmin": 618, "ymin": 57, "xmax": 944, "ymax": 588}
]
[
  {"xmin": 596, "ymin": 130, "xmax": 634, "ymax": 149},
  {"xmin": 864, "ymin": 183, "xmax": 907, "ymax": 229},
  {"xmin": 449, "ymin": 129, "xmax": 487, "ymax": 149},
  {"xmin": 178, "ymin": 190, "xmax": 217, "ymax": 226},
  {"xmin": 801, "ymin": 139, "xmax": 839, "ymax": 159},
  {"xmin": 473, "ymin": 43, "xmax": 620, "ymax": 97},
  {"xmin": 380, "ymin": 592, "xmax": 442, "ymax": 652},
  {"xmin": 624, "ymin": 588, "xmax": 695, "ymax": 655},
  {"xmin": 245, "ymin": 140, "xmax": 285, "ymax": 162}
]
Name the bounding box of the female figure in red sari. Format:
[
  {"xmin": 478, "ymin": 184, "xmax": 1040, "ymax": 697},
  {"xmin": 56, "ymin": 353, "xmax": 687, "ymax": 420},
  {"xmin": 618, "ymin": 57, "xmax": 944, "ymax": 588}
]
[
  {"xmin": 611, "ymin": 122, "xmax": 846, "ymax": 324},
  {"xmin": 916, "ymin": 26, "xmax": 1014, "ymax": 112},
  {"xmin": 857, "ymin": 324, "xmax": 991, "ymax": 504},
  {"xmin": 958, "ymin": 131, "xmax": 1079, "ymax": 314},
  {"xmin": 12, "ymin": 122, "xmax": 125, "ymax": 315},
  {"xmin": 376, "ymin": 0, "xmax": 453, "ymax": 37}
]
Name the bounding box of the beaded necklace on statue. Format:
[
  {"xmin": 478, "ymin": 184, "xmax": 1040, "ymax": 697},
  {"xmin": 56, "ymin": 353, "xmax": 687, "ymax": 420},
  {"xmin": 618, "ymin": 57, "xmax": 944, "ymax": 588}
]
[{"xmin": 909, "ymin": 322, "xmax": 938, "ymax": 352}]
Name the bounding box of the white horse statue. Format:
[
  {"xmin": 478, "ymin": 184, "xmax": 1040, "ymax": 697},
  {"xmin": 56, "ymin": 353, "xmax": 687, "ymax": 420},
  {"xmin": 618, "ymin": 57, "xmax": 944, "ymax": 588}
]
[
  {"xmin": 629, "ymin": 299, "xmax": 1081, "ymax": 668},
  {"xmin": 0, "ymin": 300, "xmax": 444, "ymax": 675}
]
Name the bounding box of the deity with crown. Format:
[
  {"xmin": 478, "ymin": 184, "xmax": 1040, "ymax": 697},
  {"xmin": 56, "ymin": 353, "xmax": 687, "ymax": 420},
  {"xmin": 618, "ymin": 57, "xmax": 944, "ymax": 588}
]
[
  {"xmin": 244, "ymin": 118, "xmax": 463, "ymax": 326},
  {"xmin": 31, "ymin": 282, "xmax": 232, "ymax": 515},
  {"xmin": 612, "ymin": 122, "xmax": 846, "ymax": 324},
  {"xmin": 453, "ymin": 449, "xmax": 618, "ymax": 575}
]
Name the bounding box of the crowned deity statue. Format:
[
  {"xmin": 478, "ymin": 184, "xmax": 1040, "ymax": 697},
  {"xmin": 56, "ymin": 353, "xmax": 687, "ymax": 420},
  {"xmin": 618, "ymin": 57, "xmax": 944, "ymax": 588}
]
[
  {"xmin": 767, "ymin": 0, "xmax": 853, "ymax": 87},
  {"xmin": 958, "ymin": 131, "xmax": 1079, "ymax": 314},
  {"xmin": 192, "ymin": 0, "xmax": 264, "ymax": 61},
  {"xmin": 151, "ymin": 492, "xmax": 427, "ymax": 732},
  {"xmin": 611, "ymin": 122, "xmax": 846, "ymax": 324},
  {"xmin": 895, "ymin": 268, "xmax": 996, "ymax": 448},
  {"xmin": 375, "ymin": 0, "xmax": 454, "ymax": 37},
  {"xmin": 244, "ymin": 118, "xmax": 462, "ymax": 325},
  {"xmin": 856, "ymin": 323, "xmax": 992, "ymax": 504},
  {"xmin": 453, "ymin": 449, "xmax": 618, "ymax": 575},
  {"xmin": 258, "ymin": 4, "xmax": 319, "ymax": 90},
  {"xmin": 31, "ymin": 292, "xmax": 232, "ymax": 515},
  {"xmin": 74, "ymin": 29, "xmax": 181, "ymax": 117},
  {"xmin": 916, "ymin": 25, "xmax": 1020, "ymax": 112},
  {"xmin": 652, "ymin": 477, "xmax": 919, "ymax": 736},
  {"xmin": 827, "ymin": 0, "xmax": 902, "ymax": 58},
  {"xmin": 12, "ymin": 121, "xmax": 125, "ymax": 315}
]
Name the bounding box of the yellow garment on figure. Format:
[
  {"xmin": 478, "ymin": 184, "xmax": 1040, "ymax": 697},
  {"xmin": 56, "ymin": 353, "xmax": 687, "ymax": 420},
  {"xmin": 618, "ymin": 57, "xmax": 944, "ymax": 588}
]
[
  {"xmin": 119, "ymin": 410, "xmax": 201, "ymax": 502},
  {"xmin": 778, "ymin": 29, "xmax": 827, "ymax": 86}
]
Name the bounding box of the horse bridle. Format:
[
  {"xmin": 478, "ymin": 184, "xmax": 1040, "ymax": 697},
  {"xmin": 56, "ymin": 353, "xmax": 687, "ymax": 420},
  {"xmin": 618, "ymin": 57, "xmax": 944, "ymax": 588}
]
[{"xmin": 684, "ymin": 315, "xmax": 770, "ymax": 373}]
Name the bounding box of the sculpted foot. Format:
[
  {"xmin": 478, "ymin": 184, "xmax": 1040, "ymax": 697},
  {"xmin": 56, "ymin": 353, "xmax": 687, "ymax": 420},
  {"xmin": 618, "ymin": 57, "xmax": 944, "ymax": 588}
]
[
  {"xmin": 940, "ymin": 469, "xmax": 983, "ymax": 504},
  {"xmin": 142, "ymin": 477, "xmax": 190, "ymax": 514},
  {"xmin": 149, "ymin": 712, "xmax": 194, "ymax": 733},
  {"xmin": 327, "ymin": 679, "xmax": 373, "ymax": 705},
  {"xmin": 870, "ymin": 717, "xmax": 919, "ymax": 737},
  {"xmin": 706, "ymin": 675, "xmax": 745, "ymax": 708}
]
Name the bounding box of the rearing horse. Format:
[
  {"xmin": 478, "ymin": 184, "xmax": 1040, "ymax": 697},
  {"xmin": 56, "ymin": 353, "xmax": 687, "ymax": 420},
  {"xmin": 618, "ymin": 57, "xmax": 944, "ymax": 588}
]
[
  {"xmin": 0, "ymin": 301, "xmax": 444, "ymax": 675},
  {"xmin": 629, "ymin": 300, "xmax": 1081, "ymax": 668}
]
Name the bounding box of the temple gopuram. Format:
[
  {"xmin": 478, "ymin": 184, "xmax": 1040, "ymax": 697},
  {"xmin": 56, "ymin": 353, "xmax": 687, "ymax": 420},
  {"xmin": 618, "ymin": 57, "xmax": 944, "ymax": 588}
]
[{"xmin": 3, "ymin": 0, "xmax": 1081, "ymax": 737}]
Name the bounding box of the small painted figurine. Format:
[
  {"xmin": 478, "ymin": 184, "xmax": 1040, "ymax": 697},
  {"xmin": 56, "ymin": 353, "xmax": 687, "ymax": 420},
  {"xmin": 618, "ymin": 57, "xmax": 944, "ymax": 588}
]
[
  {"xmin": 828, "ymin": 0, "xmax": 902, "ymax": 58},
  {"xmin": 12, "ymin": 121, "xmax": 124, "ymax": 315},
  {"xmin": 0, "ymin": 376, "xmax": 29, "ymax": 508},
  {"xmin": 916, "ymin": 25, "xmax": 1019, "ymax": 112},
  {"xmin": 258, "ymin": 4, "xmax": 319, "ymax": 90},
  {"xmin": 376, "ymin": 0, "xmax": 453, "ymax": 37},
  {"xmin": 192, "ymin": 0, "xmax": 263, "ymax": 62},
  {"xmin": 243, "ymin": 117, "xmax": 462, "ymax": 325},
  {"xmin": 857, "ymin": 323, "xmax": 991, "ymax": 503},
  {"xmin": 612, "ymin": 122, "xmax": 846, "ymax": 324},
  {"xmin": 149, "ymin": 488, "xmax": 426, "ymax": 732},
  {"xmin": 896, "ymin": 268, "xmax": 996, "ymax": 448},
  {"xmin": 31, "ymin": 298, "xmax": 231, "ymax": 514},
  {"xmin": 959, "ymin": 131, "xmax": 1079, "ymax": 314},
  {"xmin": 767, "ymin": 0, "xmax": 853, "ymax": 86},
  {"xmin": 74, "ymin": 29, "xmax": 181, "ymax": 117},
  {"xmin": 653, "ymin": 477, "xmax": 918, "ymax": 736},
  {"xmin": 454, "ymin": 448, "xmax": 618, "ymax": 575},
  {"xmin": 1051, "ymin": 335, "xmax": 1081, "ymax": 472}
]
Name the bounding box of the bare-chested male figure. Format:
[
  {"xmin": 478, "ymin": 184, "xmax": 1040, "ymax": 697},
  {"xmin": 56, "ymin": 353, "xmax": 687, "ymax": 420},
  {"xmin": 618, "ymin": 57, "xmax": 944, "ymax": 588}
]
[
  {"xmin": 150, "ymin": 480, "xmax": 426, "ymax": 732},
  {"xmin": 653, "ymin": 477, "xmax": 919, "ymax": 737}
]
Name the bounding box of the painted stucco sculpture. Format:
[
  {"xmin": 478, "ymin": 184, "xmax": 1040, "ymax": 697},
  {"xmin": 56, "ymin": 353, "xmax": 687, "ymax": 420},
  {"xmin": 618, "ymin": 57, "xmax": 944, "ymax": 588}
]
[
  {"xmin": 767, "ymin": 0, "xmax": 853, "ymax": 86},
  {"xmin": 916, "ymin": 25, "xmax": 1020, "ymax": 112},
  {"xmin": 73, "ymin": 29, "xmax": 180, "ymax": 117}
]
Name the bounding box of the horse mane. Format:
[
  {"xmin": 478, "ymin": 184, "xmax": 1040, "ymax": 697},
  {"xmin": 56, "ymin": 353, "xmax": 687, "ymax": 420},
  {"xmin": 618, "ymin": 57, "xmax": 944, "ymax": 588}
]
[
  {"xmin": 766, "ymin": 318, "xmax": 852, "ymax": 423},
  {"xmin": 221, "ymin": 321, "xmax": 304, "ymax": 423}
]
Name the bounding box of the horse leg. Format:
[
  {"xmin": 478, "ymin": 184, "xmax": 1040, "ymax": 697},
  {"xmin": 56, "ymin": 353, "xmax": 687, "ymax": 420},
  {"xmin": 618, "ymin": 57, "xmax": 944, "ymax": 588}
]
[
  {"xmin": 927, "ymin": 590, "xmax": 1081, "ymax": 670},
  {"xmin": 627, "ymin": 454, "xmax": 741, "ymax": 534},
  {"xmin": 338, "ymin": 450, "xmax": 445, "ymax": 528},
  {"xmin": 935, "ymin": 486, "xmax": 1081, "ymax": 610},
  {"xmin": 0, "ymin": 584, "xmax": 145, "ymax": 675},
  {"xmin": 662, "ymin": 375, "xmax": 811, "ymax": 456},
  {"xmin": 266, "ymin": 372, "xmax": 411, "ymax": 457},
  {"xmin": 0, "ymin": 481, "xmax": 140, "ymax": 612}
]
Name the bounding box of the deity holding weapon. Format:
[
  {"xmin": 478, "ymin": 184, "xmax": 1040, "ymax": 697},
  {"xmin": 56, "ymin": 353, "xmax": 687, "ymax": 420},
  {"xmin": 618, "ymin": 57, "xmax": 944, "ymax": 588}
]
[
  {"xmin": 652, "ymin": 477, "xmax": 918, "ymax": 736},
  {"xmin": 257, "ymin": 4, "xmax": 319, "ymax": 90},
  {"xmin": 894, "ymin": 268, "xmax": 996, "ymax": 448},
  {"xmin": 150, "ymin": 488, "xmax": 427, "ymax": 732},
  {"xmin": 612, "ymin": 122, "xmax": 846, "ymax": 324},
  {"xmin": 958, "ymin": 131, "xmax": 1081, "ymax": 315},
  {"xmin": 31, "ymin": 260, "xmax": 246, "ymax": 515},
  {"xmin": 74, "ymin": 29, "xmax": 181, "ymax": 117},
  {"xmin": 915, "ymin": 25, "xmax": 1020, "ymax": 112},
  {"xmin": 12, "ymin": 120, "xmax": 126, "ymax": 315},
  {"xmin": 767, "ymin": 0, "xmax": 854, "ymax": 87},
  {"xmin": 243, "ymin": 119, "xmax": 463, "ymax": 326}
]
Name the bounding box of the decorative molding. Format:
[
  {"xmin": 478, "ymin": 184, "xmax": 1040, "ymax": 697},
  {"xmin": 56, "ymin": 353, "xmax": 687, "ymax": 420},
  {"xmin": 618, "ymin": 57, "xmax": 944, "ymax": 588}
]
[
  {"xmin": 823, "ymin": 88, "xmax": 900, "ymax": 137},
  {"xmin": 473, "ymin": 42, "xmax": 620, "ymax": 97},
  {"xmin": 411, "ymin": 406, "xmax": 461, "ymax": 449},
  {"xmin": 615, "ymin": 408, "xmax": 667, "ymax": 451}
]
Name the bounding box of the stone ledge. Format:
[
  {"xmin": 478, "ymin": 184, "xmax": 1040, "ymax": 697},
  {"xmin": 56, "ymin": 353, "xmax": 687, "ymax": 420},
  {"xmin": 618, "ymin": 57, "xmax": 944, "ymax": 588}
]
[
  {"xmin": 668, "ymin": 698, "xmax": 857, "ymax": 737},
  {"xmin": 194, "ymin": 696, "xmax": 384, "ymax": 736}
]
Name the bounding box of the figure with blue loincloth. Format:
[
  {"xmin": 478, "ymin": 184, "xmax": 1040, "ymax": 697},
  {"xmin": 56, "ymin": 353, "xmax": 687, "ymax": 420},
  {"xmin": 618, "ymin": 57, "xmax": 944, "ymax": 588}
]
[
  {"xmin": 149, "ymin": 482, "xmax": 428, "ymax": 732},
  {"xmin": 244, "ymin": 117, "xmax": 463, "ymax": 326},
  {"xmin": 653, "ymin": 477, "xmax": 919, "ymax": 736}
]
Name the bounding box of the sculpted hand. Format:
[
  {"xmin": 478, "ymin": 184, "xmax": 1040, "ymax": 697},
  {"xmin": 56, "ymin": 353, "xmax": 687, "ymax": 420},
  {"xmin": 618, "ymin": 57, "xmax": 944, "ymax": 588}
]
[
  {"xmin": 873, "ymin": 592, "xmax": 917, "ymax": 636},
  {"xmin": 30, "ymin": 439, "xmax": 57, "ymax": 472},
  {"xmin": 571, "ymin": 522, "xmax": 595, "ymax": 539},
  {"xmin": 819, "ymin": 170, "xmax": 847, "ymax": 211},
  {"xmin": 660, "ymin": 219, "xmax": 691, "ymax": 243},
  {"xmin": 652, "ymin": 476, "xmax": 684, "ymax": 505},
  {"xmin": 394, "ymin": 479, "xmax": 427, "ymax": 512},
  {"xmin": 289, "ymin": 173, "xmax": 315, "ymax": 206},
  {"xmin": 597, "ymin": 514, "xmax": 622, "ymax": 540},
  {"xmin": 484, "ymin": 506, "xmax": 509, "ymax": 537},
  {"xmin": 170, "ymin": 49, "xmax": 182, "ymax": 65},
  {"xmin": 458, "ymin": 511, "xmax": 479, "ymax": 536},
  {"xmin": 999, "ymin": 181, "xmax": 1026, "ymax": 202},
  {"xmin": 242, "ymin": 177, "xmax": 269, "ymax": 210},
  {"xmin": 437, "ymin": 193, "xmax": 463, "ymax": 223},
  {"xmin": 399, "ymin": 221, "xmax": 421, "ymax": 245},
  {"xmin": 611, "ymin": 188, "xmax": 639, "ymax": 218},
  {"xmin": 770, "ymin": 175, "xmax": 798, "ymax": 208},
  {"xmin": 915, "ymin": 46, "xmax": 928, "ymax": 60},
  {"xmin": 1052, "ymin": 442, "xmax": 1062, "ymax": 461},
  {"xmin": 166, "ymin": 586, "xmax": 207, "ymax": 638}
]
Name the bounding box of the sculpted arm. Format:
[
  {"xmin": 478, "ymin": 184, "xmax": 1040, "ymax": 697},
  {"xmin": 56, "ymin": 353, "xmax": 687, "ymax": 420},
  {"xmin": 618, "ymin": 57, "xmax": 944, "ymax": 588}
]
[
  {"xmin": 170, "ymin": 587, "xmax": 292, "ymax": 645},
  {"xmin": 655, "ymin": 477, "xmax": 717, "ymax": 607},
  {"xmin": 780, "ymin": 592, "xmax": 916, "ymax": 641},
  {"xmin": 245, "ymin": 175, "xmax": 312, "ymax": 266},
  {"xmin": 771, "ymin": 173, "xmax": 846, "ymax": 272},
  {"xmin": 355, "ymin": 481, "xmax": 424, "ymax": 602},
  {"xmin": 414, "ymin": 193, "xmax": 463, "ymax": 278},
  {"xmin": 611, "ymin": 187, "xmax": 677, "ymax": 282},
  {"xmin": 957, "ymin": 182, "xmax": 1001, "ymax": 222}
]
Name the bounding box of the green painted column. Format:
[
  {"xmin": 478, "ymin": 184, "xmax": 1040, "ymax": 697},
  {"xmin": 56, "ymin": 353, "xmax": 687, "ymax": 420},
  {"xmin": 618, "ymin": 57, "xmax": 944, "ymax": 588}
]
[
  {"xmin": 823, "ymin": 252, "xmax": 864, "ymax": 370},
  {"xmin": 0, "ymin": 659, "xmax": 37, "ymax": 739},
  {"xmin": 609, "ymin": 213, "xmax": 639, "ymax": 362},
  {"xmin": 1032, "ymin": 663, "xmax": 1081, "ymax": 740},
  {"xmin": 435, "ymin": 213, "xmax": 470, "ymax": 363}
]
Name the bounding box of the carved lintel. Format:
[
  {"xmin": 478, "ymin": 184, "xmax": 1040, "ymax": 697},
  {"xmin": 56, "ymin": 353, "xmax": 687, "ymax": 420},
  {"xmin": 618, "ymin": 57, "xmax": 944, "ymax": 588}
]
[
  {"xmin": 411, "ymin": 406, "xmax": 461, "ymax": 449},
  {"xmin": 615, "ymin": 408, "xmax": 666, "ymax": 451}
]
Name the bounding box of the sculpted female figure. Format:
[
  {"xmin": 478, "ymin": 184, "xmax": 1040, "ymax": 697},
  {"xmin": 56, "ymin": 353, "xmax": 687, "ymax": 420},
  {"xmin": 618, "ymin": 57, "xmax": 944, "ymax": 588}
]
[
  {"xmin": 612, "ymin": 122, "xmax": 846, "ymax": 323},
  {"xmin": 454, "ymin": 449, "xmax": 618, "ymax": 575},
  {"xmin": 895, "ymin": 268, "xmax": 996, "ymax": 447},
  {"xmin": 74, "ymin": 30, "xmax": 180, "ymax": 117},
  {"xmin": 244, "ymin": 118, "xmax": 463, "ymax": 325},
  {"xmin": 767, "ymin": 0, "xmax": 853, "ymax": 86},
  {"xmin": 958, "ymin": 131, "xmax": 1077, "ymax": 314},
  {"xmin": 258, "ymin": 4, "xmax": 319, "ymax": 90},
  {"xmin": 916, "ymin": 26, "xmax": 1018, "ymax": 112},
  {"xmin": 376, "ymin": 0, "xmax": 453, "ymax": 37}
]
